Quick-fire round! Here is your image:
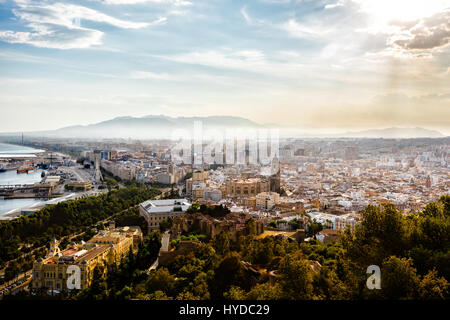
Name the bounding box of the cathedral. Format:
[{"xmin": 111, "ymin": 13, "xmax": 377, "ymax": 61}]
[{"xmin": 269, "ymin": 156, "xmax": 281, "ymax": 194}]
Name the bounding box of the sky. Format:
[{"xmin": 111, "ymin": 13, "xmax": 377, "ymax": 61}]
[{"xmin": 0, "ymin": 0, "xmax": 449, "ymax": 135}]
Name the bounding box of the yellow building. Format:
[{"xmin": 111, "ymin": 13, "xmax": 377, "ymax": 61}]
[
  {"xmin": 66, "ymin": 181, "xmax": 93, "ymax": 191},
  {"xmin": 32, "ymin": 226, "xmax": 142, "ymax": 293},
  {"xmin": 255, "ymin": 192, "xmax": 280, "ymax": 210},
  {"xmin": 225, "ymin": 178, "xmax": 270, "ymax": 197},
  {"xmin": 192, "ymin": 169, "xmax": 208, "ymax": 182},
  {"xmin": 87, "ymin": 226, "xmax": 140, "ymax": 262}
]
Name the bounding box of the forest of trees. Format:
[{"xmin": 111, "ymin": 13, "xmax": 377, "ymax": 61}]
[
  {"xmin": 0, "ymin": 185, "xmax": 161, "ymax": 280},
  {"xmin": 67, "ymin": 195, "xmax": 450, "ymax": 300},
  {"xmin": 75, "ymin": 231, "xmax": 162, "ymax": 300},
  {"xmin": 186, "ymin": 203, "xmax": 230, "ymax": 218},
  {"xmin": 2, "ymin": 189, "xmax": 448, "ymax": 300}
]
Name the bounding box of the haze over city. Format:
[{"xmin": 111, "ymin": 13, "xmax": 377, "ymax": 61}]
[
  {"xmin": 1, "ymin": 0, "xmax": 450, "ymax": 307},
  {"xmin": 0, "ymin": 0, "xmax": 449, "ymax": 134}
]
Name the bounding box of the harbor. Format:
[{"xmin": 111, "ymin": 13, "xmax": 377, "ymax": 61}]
[{"xmin": 0, "ymin": 143, "xmax": 104, "ymax": 219}]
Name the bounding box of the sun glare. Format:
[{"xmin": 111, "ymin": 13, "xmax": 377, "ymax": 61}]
[{"xmin": 356, "ymin": 0, "xmax": 450, "ymax": 31}]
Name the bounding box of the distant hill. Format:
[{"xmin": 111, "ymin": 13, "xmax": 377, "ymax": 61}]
[
  {"xmin": 338, "ymin": 127, "xmax": 444, "ymax": 138},
  {"xmin": 4, "ymin": 115, "xmax": 265, "ymax": 139},
  {"xmin": 0, "ymin": 116, "xmax": 445, "ymax": 140}
]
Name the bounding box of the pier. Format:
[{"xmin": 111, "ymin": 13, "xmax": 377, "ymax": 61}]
[
  {"xmin": 0, "ymin": 184, "xmax": 62, "ymax": 199},
  {"xmin": 0, "ymin": 184, "xmax": 35, "ymax": 196},
  {"xmin": 0, "ymin": 184, "xmax": 35, "ymax": 190}
]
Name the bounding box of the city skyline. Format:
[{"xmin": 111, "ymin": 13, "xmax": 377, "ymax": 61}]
[
  {"xmin": 0, "ymin": 0, "xmax": 449, "ymax": 134},
  {"xmin": 0, "ymin": 0, "xmax": 449, "ymax": 305}
]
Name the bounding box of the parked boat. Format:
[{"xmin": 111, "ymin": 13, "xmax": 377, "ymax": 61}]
[{"xmin": 17, "ymin": 166, "xmax": 33, "ymax": 174}]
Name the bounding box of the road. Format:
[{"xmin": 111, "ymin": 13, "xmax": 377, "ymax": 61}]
[
  {"xmin": 0, "ymin": 270, "xmax": 32, "ymax": 297},
  {"xmin": 145, "ymin": 230, "xmax": 169, "ymax": 275},
  {"xmin": 161, "ymin": 231, "xmax": 170, "ymax": 252},
  {"xmin": 67, "ymin": 167, "xmax": 85, "ymax": 182},
  {"xmin": 0, "ymin": 187, "xmax": 165, "ymax": 296},
  {"xmin": 0, "ymin": 203, "xmax": 136, "ymax": 296}
]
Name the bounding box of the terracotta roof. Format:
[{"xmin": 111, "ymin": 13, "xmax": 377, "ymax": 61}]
[
  {"xmin": 62, "ymin": 249, "xmax": 77, "ymax": 257},
  {"xmin": 79, "ymin": 245, "xmax": 110, "ymax": 262}
]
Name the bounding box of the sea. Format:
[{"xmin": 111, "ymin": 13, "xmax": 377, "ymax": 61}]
[{"xmin": 0, "ymin": 143, "xmax": 47, "ymax": 216}]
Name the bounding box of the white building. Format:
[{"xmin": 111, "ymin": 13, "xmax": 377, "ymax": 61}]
[
  {"xmin": 204, "ymin": 188, "xmax": 222, "ymax": 202},
  {"xmin": 139, "ymin": 199, "xmax": 192, "ymax": 232},
  {"xmin": 157, "ymin": 172, "xmax": 175, "ymax": 185},
  {"xmin": 335, "ymin": 213, "xmax": 360, "ymax": 231}
]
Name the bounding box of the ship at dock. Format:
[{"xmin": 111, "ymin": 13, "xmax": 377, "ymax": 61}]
[
  {"xmin": 0, "ymin": 165, "xmax": 5, "ymax": 173},
  {"xmin": 17, "ymin": 166, "xmax": 34, "ymax": 174}
]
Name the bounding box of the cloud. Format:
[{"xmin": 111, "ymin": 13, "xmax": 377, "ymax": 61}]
[
  {"xmin": 240, "ymin": 6, "xmax": 252, "ymax": 24},
  {"xmin": 130, "ymin": 71, "xmax": 176, "ymax": 80},
  {"xmin": 240, "ymin": 5, "xmax": 265, "ymax": 26},
  {"xmin": 161, "ymin": 50, "xmax": 268, "ymax": 71},
  {"xmin": 154, "ymin": 49, "xmax": 348, "ymax": 84},
  {"xmin": 324, "ymin": 0, "xmax": 346, "ymax": 10},
  {"xmin": 148, "ymin": 16, "xmax": 168, "ymax": 25},
  {"xmin": 0, "ymin": 27, "xmax": 103, "ymax": 49},
  {"xmin": 393, "ymin": 10, "xmax": 450, "ymax": 50},
  {"xmin": 98, "ymin": 0, "xmax": 192, "ymax": 6},
  {"xmin": 281, "ymin": 19, "xmax": 331, "ymax": 38},
  {"xmin": 0, "ymin": 1, "xmax": 159, "ymax": 49}
]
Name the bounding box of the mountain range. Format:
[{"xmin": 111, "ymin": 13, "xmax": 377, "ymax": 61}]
[
  {"xmin": 0, "ymin": 115, "xmax": 445, "ymax": 139},
  {"xmin": 338, "ymin": 127, "xmax": 444, "ymax": 138}
]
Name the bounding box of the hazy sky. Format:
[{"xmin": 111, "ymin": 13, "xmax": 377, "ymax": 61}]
[{"xmin": 0, "ymin": 0, "xmax": 449, "ymax": 134}]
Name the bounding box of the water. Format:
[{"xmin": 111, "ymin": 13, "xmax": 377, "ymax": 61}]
[
  {"xmin": 0, "ymin": 143, "xmax": 46, "ymax": 215},
  {"xmin": 0, "ymin": 198, "xmax": 47, "ymax": 216},
  {"xmin": 0, "ymin": 169, "xmax": 43, "ymax": 185},
  {"xmin": 0, "ymin": 143, "xmax": 44, "ymax": 157}
]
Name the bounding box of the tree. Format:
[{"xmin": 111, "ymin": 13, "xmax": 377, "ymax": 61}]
[
  {"xmin": 211, "ymin": 252, "xmax": 258, "ymax": 299},
  {"xmin": 115, "ymin": 286, "xmax": 134, "ymax": 300},
  {"xmin": 246, "ymin": 282, "xmax": 283, "ymax": 300},
  {"xmin": 246, "ymin": 218, "xmax": 257, "ymax": 236},
  {"xmin": 77, "ymin": 266, "xmax": 108, "ymax": 300},
  {"xmin": 176, "ymin": 291, "xmax": 201, "ymax": 300},
  {"xmin": 288, "ymin": 218, "xmax": 302, "ymax": 230},
  {"xmin": 313, "ymin": 266, "xmax": 350, "ymax": 300},
  {"xmin": 418, "ymin": 269, "xmax": 449, "ymax": 300},
  {"xmin": 223, "ymin": 286, "xmax": 246, "ymax": 300},
  {"xmin": 105, "ymin": 178, "xmax": 118, "ymax": 192},
  {"xmin": 4, "ymin": 260, "xmax": 19, "ymax": 281},
  {"xmin": 145, "ymin": 268, "xmax": 176, "ymax": 296},
  {"xmin": 212, "ymin": 231, "xmax": 231, "ymax": 256},
  {"xmin": 379, "ymin": 256, "xmax": 420, "ymax": 300},
  {"xmin": 148, "ymin": 290, "xmax": 173, "ymax": 300},
  {"xmin": 159, "ymin": 217, "xmax": 173, "ymax": 232},
  {"xmin": 341, "ymin": 204, "xmax": 408, "ymax": 268},
  {"xmin": 278, "ymin": 252, "xmax": 314, "ymax": 299},
  {"xmin": 307, "ymin": 221, "xmax": 323, "ymax": 237}
]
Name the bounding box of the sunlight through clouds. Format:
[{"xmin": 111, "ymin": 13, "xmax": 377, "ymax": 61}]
[{"xmin": 0, "ymin": 0, "xmax": 448, "ymax": 132}]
